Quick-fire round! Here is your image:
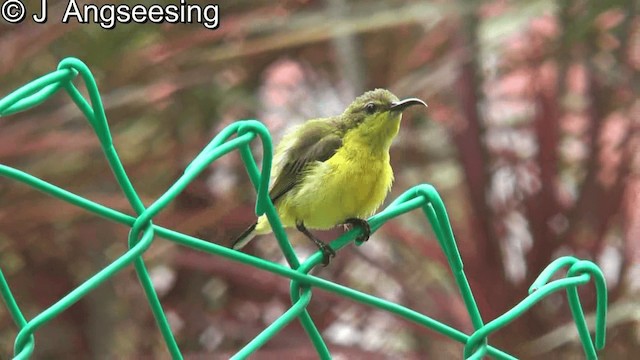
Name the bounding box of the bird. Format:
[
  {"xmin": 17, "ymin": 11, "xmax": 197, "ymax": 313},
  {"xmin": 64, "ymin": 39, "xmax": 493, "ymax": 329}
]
[{"xmin": 232, "ymin": 88, "xmax": 427, "ymax": 265}]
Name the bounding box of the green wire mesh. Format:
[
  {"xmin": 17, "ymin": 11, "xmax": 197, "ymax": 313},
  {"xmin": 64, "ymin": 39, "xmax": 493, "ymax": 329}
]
[{"xmin": 0, "ymin": 58, "xmax": 607, "ymax": 360}]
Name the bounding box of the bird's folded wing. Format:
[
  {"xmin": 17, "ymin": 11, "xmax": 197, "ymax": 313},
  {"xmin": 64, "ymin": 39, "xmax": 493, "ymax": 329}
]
[{"xmin": 269, "ymin": 120, "xmax": 343, "ymax": 203}]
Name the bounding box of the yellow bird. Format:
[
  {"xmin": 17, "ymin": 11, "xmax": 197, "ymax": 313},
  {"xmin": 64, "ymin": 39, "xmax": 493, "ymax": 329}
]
[{"xmin": 232, "ymin": 89, "xmax": 427, "ymax": 264}]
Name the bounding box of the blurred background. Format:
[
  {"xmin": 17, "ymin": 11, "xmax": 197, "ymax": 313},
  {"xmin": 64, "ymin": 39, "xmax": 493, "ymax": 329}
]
[{"xmin": 1, "ymin": 0, "xmax": 639, "ymax": 358}]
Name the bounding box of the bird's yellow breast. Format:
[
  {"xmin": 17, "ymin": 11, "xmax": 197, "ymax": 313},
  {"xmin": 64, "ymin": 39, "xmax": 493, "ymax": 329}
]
[{"xmin": 276, "ymin": 140, "xmax": 393, "ymax": 229}]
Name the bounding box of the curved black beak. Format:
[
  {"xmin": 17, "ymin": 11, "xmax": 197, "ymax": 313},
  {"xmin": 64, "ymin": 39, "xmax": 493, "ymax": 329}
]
[{"xmin": 389, "ymin": 98, "xmax": 428, "ymax": 112}]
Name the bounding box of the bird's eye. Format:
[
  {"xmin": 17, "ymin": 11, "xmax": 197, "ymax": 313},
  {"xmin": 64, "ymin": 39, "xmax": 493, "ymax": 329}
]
[{"xmin": 365, "ymin": 102, "xmax": 377, "ymax": 114}]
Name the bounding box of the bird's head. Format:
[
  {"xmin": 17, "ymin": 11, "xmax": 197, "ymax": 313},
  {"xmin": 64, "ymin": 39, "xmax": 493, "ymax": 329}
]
[{"xmin": 340, "ymin": 88, "xmax": 427, "ymax": 151}]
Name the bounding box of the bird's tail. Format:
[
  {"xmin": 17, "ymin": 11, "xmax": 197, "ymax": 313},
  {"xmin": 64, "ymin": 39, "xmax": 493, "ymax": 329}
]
[
  {"xmin": 232, "ymin": 222, "xmax": 257, "ymax": 250},
  {"xmin": 232, "ymin": 215, "xmax": 272, "ymax": 249}
]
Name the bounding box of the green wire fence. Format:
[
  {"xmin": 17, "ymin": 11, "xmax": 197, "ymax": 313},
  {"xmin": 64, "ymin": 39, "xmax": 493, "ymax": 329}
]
[{"xmin": 0, "ymin": 58, "xmax": 607, "ymax": 359}]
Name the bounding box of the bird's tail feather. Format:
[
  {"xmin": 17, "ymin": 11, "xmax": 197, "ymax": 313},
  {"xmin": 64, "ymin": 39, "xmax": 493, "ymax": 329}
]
[{"xmin": 232, "ymin": 221, "xmax": 257, "ymax": 250}]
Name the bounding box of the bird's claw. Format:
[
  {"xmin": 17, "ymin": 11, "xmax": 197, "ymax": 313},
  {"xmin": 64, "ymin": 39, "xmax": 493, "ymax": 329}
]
[
  {"xmin": 320, "ymin": 245, "xmax": 336, "ymax": 266},
  {"xmin": 345, "ymin": 218, "xmax": 371, "ymax": 243},
  {"xmin": 357, "ymin": 221, "xmax": 371, "ymax": 243}
]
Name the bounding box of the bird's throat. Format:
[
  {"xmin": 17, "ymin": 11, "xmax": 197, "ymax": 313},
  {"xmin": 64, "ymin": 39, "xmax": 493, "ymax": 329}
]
[{"xmin": 345, "ymin": 116, "xmax": 401, "ymax": 155}]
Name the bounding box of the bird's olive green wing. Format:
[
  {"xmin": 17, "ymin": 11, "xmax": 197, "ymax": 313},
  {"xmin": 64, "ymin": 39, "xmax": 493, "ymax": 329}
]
[{"xmin": 269, "ymin": 121, "xmax": 343, "ymax": 203}]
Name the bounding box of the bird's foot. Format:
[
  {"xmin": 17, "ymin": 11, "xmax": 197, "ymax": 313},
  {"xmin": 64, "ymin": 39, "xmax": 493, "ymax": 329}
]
[
  {"xmin": 319, "ymin": 244, "xmax": 336, "ymax": 266},
  {"xmin": 345, "ymin": 218, "xmax": 371, "ymax": 243},
  {"xmin": 297, "ymin": 220, "xmax": 336, "ymax": 266}
]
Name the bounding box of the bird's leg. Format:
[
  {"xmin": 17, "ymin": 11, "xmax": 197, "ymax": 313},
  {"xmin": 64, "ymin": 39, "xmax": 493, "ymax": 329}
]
[
  {"xmin": 295, "ymin": 221, "xmax": 336, "ymax": 266},
  {"xmin": 344, "ymin": 218, "xmax": 371, "ymax": 243}
]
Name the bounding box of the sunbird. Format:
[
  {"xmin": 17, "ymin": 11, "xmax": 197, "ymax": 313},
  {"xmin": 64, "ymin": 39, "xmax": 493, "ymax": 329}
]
[{"xmin": 232, "ymin": 89, "xmax": 427, "ymax": 265}]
